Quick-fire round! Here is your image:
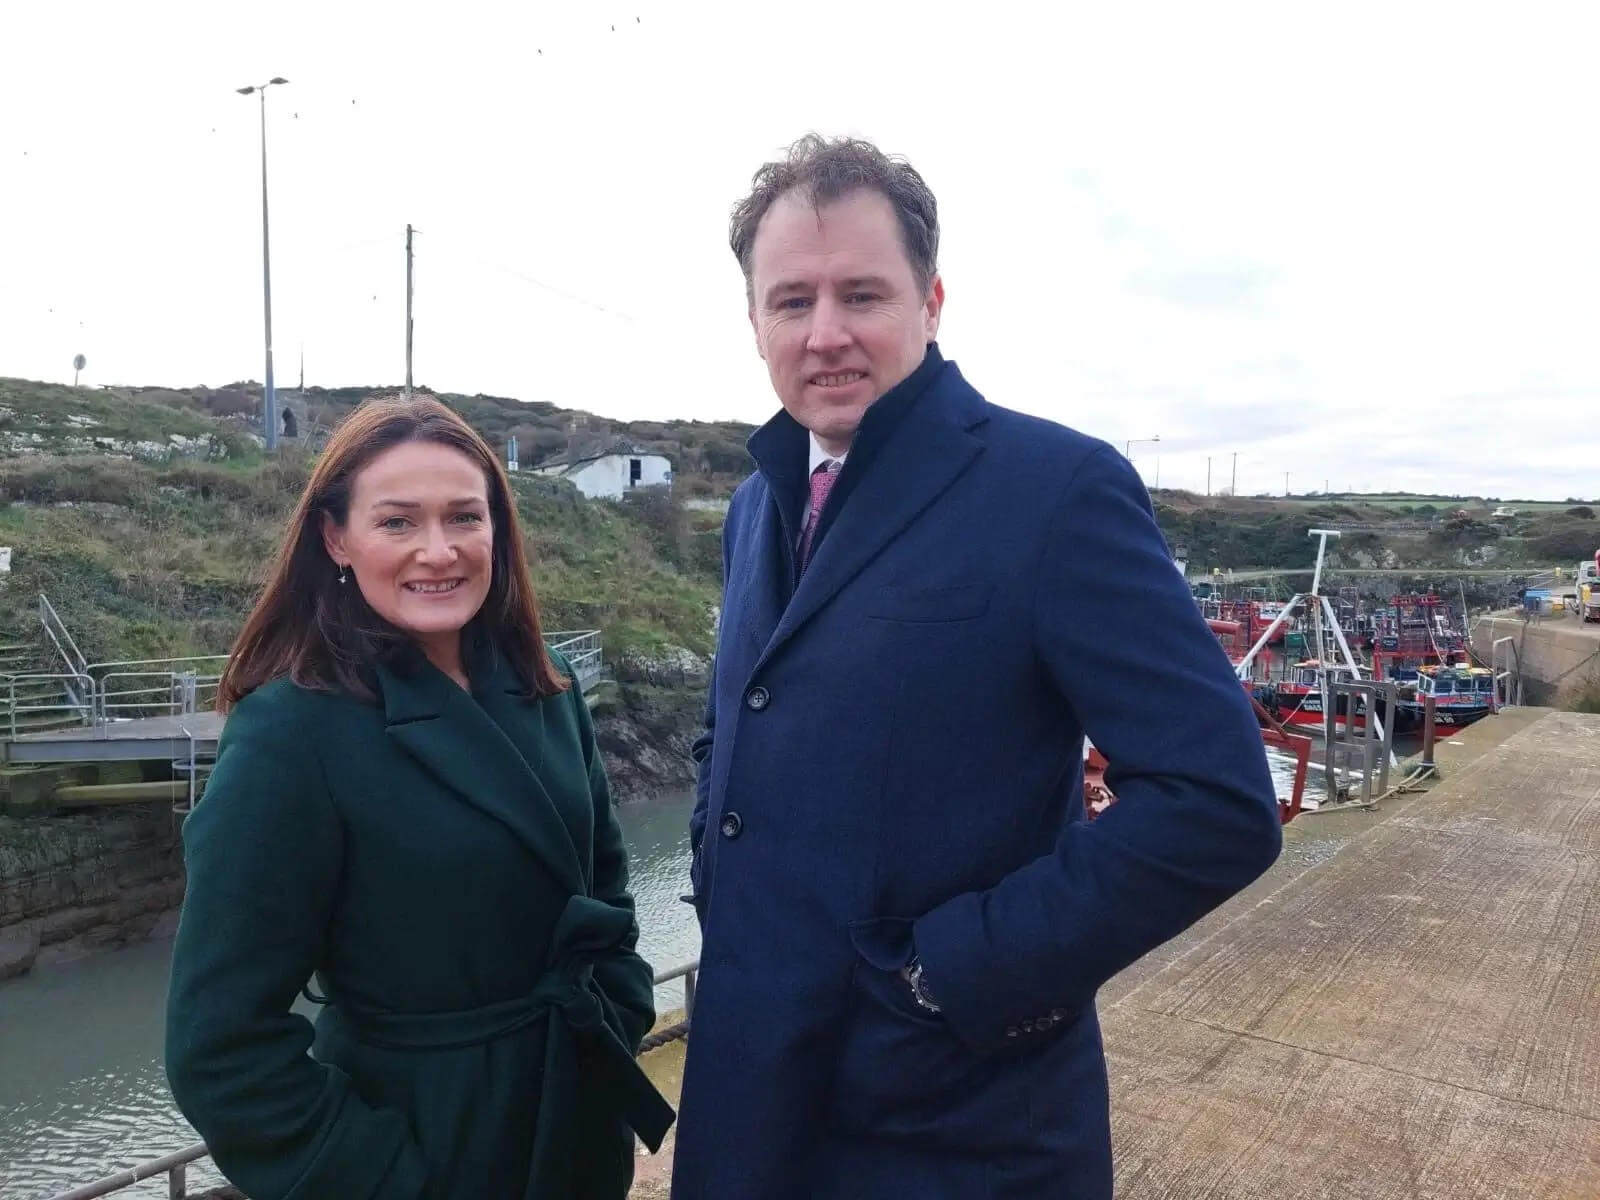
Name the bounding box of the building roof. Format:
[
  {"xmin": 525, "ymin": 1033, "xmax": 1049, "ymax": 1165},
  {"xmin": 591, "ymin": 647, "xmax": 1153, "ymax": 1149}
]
[{"xmin": 534, "ymin": 440, "xmax": 671, "ymax": 473}]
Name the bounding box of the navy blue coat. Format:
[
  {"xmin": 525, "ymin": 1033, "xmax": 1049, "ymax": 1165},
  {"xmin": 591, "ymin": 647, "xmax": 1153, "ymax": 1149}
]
[{"xmin": 675, "ymin": 347, "xmax": 1281, "ymax": 1199}]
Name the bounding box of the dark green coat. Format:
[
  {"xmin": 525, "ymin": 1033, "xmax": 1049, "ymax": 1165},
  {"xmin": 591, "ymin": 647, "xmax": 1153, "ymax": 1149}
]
[{"xmin": 165, "ymin": 646, "xmax": 673, "ymax": 1200}]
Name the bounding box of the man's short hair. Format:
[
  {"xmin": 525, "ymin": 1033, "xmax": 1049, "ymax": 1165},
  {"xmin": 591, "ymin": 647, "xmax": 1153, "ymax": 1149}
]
[{"xmin": 730, "ymin": 134, "xmax": 940, "ymax": 304}]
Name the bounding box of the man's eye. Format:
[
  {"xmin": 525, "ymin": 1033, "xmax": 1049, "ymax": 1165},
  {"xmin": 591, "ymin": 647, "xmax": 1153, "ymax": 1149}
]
[
  {"xmin": 780, "ymin": 297, "xmax": 812, "ymax": 310},
  {"xmin": 846, "ymin": 293, "xmax": 877, "ymax": 304}
]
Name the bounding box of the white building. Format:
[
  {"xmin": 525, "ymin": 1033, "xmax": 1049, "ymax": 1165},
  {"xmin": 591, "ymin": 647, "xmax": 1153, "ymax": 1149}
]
[{"xmin": 533, "ymin": 445, "xmax": 673, "ymax": 500}]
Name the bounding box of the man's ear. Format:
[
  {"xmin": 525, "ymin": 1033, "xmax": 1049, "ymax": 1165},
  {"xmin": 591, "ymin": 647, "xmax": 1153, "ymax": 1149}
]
[
  {"xmin": 923, "ymin": 274, "xmax": 945, "ymax": 342},
  {"xmin": 320, "ymin": 510, "xmax": 348, "ymax": 569}
]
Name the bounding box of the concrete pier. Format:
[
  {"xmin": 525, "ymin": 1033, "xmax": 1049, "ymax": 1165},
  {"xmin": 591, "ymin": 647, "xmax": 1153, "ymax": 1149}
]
[{"xmin": 1103, "ymin": 707, "xmax": 1600, "ymax": 1198}]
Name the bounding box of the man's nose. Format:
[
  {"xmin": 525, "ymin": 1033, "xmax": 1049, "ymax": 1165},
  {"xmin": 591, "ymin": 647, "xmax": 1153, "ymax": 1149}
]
[{"xmin": 805, "ymin": 297, "xmax": 851, "ymax": 355}]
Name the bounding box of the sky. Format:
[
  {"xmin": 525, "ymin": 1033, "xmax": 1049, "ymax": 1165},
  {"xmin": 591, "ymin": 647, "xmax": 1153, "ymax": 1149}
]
[{"xmin": 2, "ymin": 1, "xmax": 1596, "ymax": 500}]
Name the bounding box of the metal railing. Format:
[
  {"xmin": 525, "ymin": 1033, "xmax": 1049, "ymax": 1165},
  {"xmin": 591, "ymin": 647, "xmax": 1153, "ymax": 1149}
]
[
  {"xmin": 5, "ymin": 607, "xmax": 606, "ymax": 750},
  {"xmin": 45, "ymin": 959, "xmax": 700, "ymax": 1200},
  {"xmin": 545, "ymin": 630, "xmax": 604, "ymax": 686},
  {"xmin": 3, "ymin": 672, "xmax": 96, "ymax": 739},
  {"xmin": 39, "ymin": 593, "xmax": 88, "ymax": 680},
  {"xmin": 1491, "ymin": 636, "xmax": 1522, "ymax": 710},
  {"xmin": 47, "ymin": 1141, "xmax": 213, "ymax": 1200},
  {"xmin": 1321, "ymin": 679, "xmax": 1396, "ymax": 809},
  {"xmin": 91, "ymin": 659, "xmax": 228, "ymax": 722}
]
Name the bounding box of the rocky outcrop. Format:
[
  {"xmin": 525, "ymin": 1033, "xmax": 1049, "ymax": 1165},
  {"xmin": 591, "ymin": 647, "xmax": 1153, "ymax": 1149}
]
[{"xmin": 594, "ymin": 680, "xmax": 705, "ymax": 804}]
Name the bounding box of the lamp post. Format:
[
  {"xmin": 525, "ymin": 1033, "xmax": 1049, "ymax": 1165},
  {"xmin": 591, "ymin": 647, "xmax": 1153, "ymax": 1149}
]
[
  {"xmin": 237, "ymin": 77, "xmax": 289, "ymax": 451},
  {"xmin": 1125, "ymin": 435, "xmax": 1160, "ymax": 486}
]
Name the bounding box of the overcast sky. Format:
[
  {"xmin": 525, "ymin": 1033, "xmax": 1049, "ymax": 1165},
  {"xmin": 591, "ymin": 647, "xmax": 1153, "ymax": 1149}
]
[{"xmin": 3, "ymin": 1, "xmax": 1595, "ymax": 499}]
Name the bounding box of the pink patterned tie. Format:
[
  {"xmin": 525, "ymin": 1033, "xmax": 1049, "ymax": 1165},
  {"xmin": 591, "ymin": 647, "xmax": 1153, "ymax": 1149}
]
[{"xmin": 798, "ymin": 460, "xmax": 841, "ymax": 573}]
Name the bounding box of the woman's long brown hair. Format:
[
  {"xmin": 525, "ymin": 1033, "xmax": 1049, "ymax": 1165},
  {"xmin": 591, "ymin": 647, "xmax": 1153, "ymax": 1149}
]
[{"xmin": 217, "ymin": 395, "xmax": 569, "ymax": 711}]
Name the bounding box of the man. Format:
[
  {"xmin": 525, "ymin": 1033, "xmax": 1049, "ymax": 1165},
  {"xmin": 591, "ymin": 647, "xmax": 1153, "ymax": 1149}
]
[{"xmin": 675, "ymin": 135, "xmax": 1282, "ymax": 1199}]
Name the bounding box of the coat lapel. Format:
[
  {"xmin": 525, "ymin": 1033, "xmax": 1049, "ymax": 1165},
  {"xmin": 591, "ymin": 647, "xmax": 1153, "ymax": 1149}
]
[
  {"xmin": 377, "ymin": 655, "xmax": 587, "ymax": 896},
  {"xmin": 749, "ymin": 363, "xmax": 988, "ymax": 676}
]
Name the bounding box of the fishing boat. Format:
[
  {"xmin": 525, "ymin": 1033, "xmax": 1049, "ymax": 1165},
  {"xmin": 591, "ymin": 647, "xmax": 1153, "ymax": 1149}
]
[
  {"xmin": 1252, "ymin": 658, "xmax": 1368, "ymax": 732},
  {"xmin": 1369, "ymin": 593, "xmax": 1474, "ymax": 728},
  {"xmin": 1394, "ymin": 663, "xmax": 1495, "ymax": 729}
]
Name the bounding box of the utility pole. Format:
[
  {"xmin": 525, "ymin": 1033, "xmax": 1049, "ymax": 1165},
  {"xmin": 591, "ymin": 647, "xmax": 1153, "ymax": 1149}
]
[
  {"xmin": 237, "ymin": 77, "xmax": 289, "ymax": 451},
  {"xmin": 1231, "ymin": 452, "xmax": 1237, "ymax": 496},
  {"xmin": 405, "ymin": 224, "xmax": 415, "ymax": 398},
  {"xmin": 1284, "ymin": 471, "xmax": 1291, "ymax": 497},
  {"xmin": 1206, "ymin": 456, "xmax": 1212, "ymax": 497}
]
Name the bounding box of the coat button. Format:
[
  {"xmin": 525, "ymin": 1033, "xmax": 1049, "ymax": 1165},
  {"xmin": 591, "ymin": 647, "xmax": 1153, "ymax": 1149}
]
[
  {"xmin": 720, "ymin": 811, "xmax": 744, "ymax": 839},
  {"xmin": 1005, "ymin": 1026, "xmax": 1020, "ymax": 1038},
  {"xmin": 745, "ymin": 686, "xmax": 771, "ymax": 711},
  {"xmin": 1021, "ymin": 1019, "xmax": 1034, "ymax": 1033}
]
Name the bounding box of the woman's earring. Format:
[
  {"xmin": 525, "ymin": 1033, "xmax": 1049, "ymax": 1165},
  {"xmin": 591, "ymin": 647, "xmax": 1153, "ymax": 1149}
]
[{"xmin": 338, "ymin": 565, "xmax": 348, "ymax": 585}]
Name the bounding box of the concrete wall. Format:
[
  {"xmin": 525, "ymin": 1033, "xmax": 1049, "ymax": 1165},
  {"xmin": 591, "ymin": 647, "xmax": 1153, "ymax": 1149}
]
[
  {"xmin": 0, "ymin": 802, "xmax": 184, "ymax": 980},
  {"xmin": 1472, "ymin": 615, "xmax": 1600, "ymax": 708}
]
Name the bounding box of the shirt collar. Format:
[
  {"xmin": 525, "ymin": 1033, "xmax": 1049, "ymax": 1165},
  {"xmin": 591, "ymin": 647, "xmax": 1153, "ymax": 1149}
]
[{"xmin": 808, "ymin": 434, "xmax": 847, "ymax": 476}]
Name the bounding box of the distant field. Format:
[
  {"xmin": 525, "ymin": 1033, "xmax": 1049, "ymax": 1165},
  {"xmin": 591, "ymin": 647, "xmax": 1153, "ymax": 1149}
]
[{"xmin": 1279, "ymin": 495, "xmax": 1585, "ymax": 513}]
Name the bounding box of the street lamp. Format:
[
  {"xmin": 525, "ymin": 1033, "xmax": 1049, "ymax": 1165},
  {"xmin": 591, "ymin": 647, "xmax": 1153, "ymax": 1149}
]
[
  {"xmin": 1125, "ymin": 436, "xmax": 1160, "ymax": 487},
  {"xmin": 237, "ymin": 76, "xmax": 289, "ymax": 451}
]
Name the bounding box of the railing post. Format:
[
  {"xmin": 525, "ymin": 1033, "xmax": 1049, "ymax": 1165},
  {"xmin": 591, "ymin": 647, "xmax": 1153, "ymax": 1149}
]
[
  {"xmin": 168, "ymin": 1163, "xmax": 186, "ymax": 1200},
  {"xmin": 1421, "ymin": 695, "xmax": 1438, "ymax": 770},
  {"xmin": 683, "ymin": 967, "xmax": 696, "ymax": 1020}
]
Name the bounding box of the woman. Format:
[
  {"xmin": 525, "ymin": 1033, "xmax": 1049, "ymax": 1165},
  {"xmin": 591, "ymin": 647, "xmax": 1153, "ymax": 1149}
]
[{"xmin": 165, "ymin": 396, "xmax": 673, "ymax": 1200}]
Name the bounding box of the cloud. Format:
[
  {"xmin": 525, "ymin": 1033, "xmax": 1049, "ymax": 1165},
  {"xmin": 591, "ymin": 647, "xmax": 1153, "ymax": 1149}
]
[{"xmin": 1127, "ymin": 262, "xmax": 1279, "ymax": 313}]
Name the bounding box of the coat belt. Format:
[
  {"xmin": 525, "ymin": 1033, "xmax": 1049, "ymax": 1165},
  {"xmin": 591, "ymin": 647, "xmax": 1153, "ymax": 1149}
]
[{"xmin": 325, "ymin": 895, "xmax": 675, "ymax": 1199}]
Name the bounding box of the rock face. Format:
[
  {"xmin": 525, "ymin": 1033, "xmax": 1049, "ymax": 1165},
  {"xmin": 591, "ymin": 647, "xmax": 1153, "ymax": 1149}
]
[
  {"xmin": 593, "ymin": 680, "xmax": 705, "ymax": 804},
  {"xmin": 0, "ymin": 802, "xmax": 185, "ymax": 980}
]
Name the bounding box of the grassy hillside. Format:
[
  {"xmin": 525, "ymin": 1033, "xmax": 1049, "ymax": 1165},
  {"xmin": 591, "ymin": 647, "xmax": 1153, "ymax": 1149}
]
[
  {"xmin": 0, "ymin": 374, "xmax": 1582, "ymax": 668},
  {"xmin": 1150, "ymin": 491, "xmax": 1589, "ymax": 574},
  {"xmin": 0, "ymin": 379, "xmax": 726, "ymax": 665},
  {"xmin": 1, "ymin": 376, "xmax": 760, "ymax": 496}
]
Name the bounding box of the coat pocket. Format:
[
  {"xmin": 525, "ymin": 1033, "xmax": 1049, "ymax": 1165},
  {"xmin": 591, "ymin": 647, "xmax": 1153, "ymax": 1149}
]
[
  {"xmin": 829, "ymin": 918, "xmax": 1028, "ymax": 1155},
  {"xmin": 865, "ymin": 583, "xmax": 992, "ymax": 623}
]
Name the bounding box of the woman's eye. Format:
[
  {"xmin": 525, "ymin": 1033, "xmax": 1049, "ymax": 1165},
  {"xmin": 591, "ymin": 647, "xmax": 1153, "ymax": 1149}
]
[
  {"xmin": 380, "ymin": 516, "xmax": 411, "ymax": 531},
  {"xmin": 453, "ymin": 512, "xmax": 485, "ymax": 525}
]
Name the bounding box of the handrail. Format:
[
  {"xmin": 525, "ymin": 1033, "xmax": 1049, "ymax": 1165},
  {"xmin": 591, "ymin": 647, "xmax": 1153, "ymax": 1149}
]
[
  {"xmin": 38, "ymin": 593, "xmax": 89, "ymax": 678},
  {"xmin": 86, "ymin": 655, "xmax": 230, "ymax": 677},
  {"xmin": 1490, "ymin": 635, "xmax": 1521, "ymax": 710},
  {"xmin": 47, "ymin": 957, "xmax": 700, "ymax": 1200},
  {"xmin": 46, "ymin": 1141, "xmax": 211, "ymax": 1200},
  {"xmin": 7, "ymin": 626, "xmax": 606, "ymax": 747},
  {"xmin": 4, "ymin": 673, "xmax": 96, "ymax": 739},
  {"xmin": 96, "ymin": 670, "xmax": 219, "ymax": 721}
]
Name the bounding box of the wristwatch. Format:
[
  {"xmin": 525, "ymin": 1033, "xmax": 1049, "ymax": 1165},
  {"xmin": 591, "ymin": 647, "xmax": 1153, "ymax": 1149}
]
[{"xmin": 900, "ymin": 955, "xmax": 943, "ymax": 1014}]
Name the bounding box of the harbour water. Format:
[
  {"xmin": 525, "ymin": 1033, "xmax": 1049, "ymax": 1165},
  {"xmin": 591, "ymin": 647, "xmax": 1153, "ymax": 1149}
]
[
  {"xmin": 0, "ymin": 791, "xmax": 701, "ymax": 1199},
  {"xmin": 1, "ymin": 753, "xmax": 1319, "ymax": 1198}
]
